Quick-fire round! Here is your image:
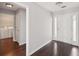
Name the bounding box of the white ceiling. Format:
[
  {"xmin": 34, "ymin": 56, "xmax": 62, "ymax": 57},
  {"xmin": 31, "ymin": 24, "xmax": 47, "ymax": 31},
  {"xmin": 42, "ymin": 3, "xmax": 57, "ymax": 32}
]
[
  {"xmin": 1, "ymin": 2, "xmax": 79, "ymax": 12},
  {"xmin": 0, "ymin": 2, "xmax": 25, "ymax": 11},
  {"xmin": 36, "ymin": 2, "xmax": 79, "ymax": 12}
]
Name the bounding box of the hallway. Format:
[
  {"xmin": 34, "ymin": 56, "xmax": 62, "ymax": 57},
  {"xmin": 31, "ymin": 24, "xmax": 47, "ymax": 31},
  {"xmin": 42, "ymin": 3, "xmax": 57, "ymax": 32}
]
[{"xmin": 32, "ymin": 40, "xmax": 79, "ymax": 56}]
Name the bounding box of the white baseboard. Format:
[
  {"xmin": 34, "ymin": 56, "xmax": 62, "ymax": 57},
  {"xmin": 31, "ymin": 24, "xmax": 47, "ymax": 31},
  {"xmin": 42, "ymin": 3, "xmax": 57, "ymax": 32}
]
[{"xmin": 28, "ymin": 40, "xmax": 52, "ymax": 56}]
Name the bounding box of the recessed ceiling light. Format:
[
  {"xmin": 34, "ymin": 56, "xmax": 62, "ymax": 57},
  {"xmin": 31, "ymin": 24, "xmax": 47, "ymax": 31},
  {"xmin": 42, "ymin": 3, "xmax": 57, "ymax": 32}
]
[
  {"xmin": 56, "ymin": 2, "xmax": 67, "ymax": 8},
  {"xmin": 61, "ymin": 5, "xmax": 67, "ymax": 8},
  {"xmin": 56, "ymin": 2, "xmax": 63, "ymax": 6},
  {"xmin": 5, "ymin": 3, "xmax": 13, "ymax": 8}
]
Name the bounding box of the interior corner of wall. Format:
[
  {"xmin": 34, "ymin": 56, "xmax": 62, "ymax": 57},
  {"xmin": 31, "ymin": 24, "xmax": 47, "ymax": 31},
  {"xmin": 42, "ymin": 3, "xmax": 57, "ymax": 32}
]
[{"xmin": 28, "ymin": 39, "xmax": 52, "ymax": 56}]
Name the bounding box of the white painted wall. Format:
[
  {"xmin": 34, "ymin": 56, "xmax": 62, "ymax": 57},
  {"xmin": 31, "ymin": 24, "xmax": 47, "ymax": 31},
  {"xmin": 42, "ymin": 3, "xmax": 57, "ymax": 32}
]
[
  {"xmin": 77, "ymin": 13, "xmax": 79, "ymax": 46},
  {"xmin": 19, "ymin": 2, "xmax": 52, "ymax": 55},
  {"xmin": 55, "ymin": 13, "xmax": 73, "ymax": 43},
  {"xmin": 15, "ymin": 9, "xmax": 26, "ymax": 45}
]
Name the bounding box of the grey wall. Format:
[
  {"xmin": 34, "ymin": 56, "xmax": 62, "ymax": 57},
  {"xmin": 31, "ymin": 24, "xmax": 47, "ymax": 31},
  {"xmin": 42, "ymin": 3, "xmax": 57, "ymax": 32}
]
[{"xmin": 0, "ymin": 8, "xmax": 15, "ymax": 27}]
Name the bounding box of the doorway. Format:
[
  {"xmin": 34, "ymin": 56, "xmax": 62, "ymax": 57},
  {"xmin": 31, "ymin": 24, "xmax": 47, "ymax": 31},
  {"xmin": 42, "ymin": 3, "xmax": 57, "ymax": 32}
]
[
  {"xmin": 0, "ymin": 2, "xmax": 26, "ymax": 56},
  {"xmin": 54, "ymin": 13, "xmax": 79, "ymax": 46}
]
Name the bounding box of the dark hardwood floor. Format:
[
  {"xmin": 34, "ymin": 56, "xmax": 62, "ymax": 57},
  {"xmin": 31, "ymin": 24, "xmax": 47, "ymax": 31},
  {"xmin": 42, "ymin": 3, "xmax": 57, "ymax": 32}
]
[
  {"xmin": 31, "ymin": 40, "xmax": 79, "ymax": 56},
  {"xmin": 0, "ymin": 38, "xmax": 26, "ymax": 56},
  {"xmin": 4, "ymin": 44, "xmax": 26, "ymax": 56}
]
